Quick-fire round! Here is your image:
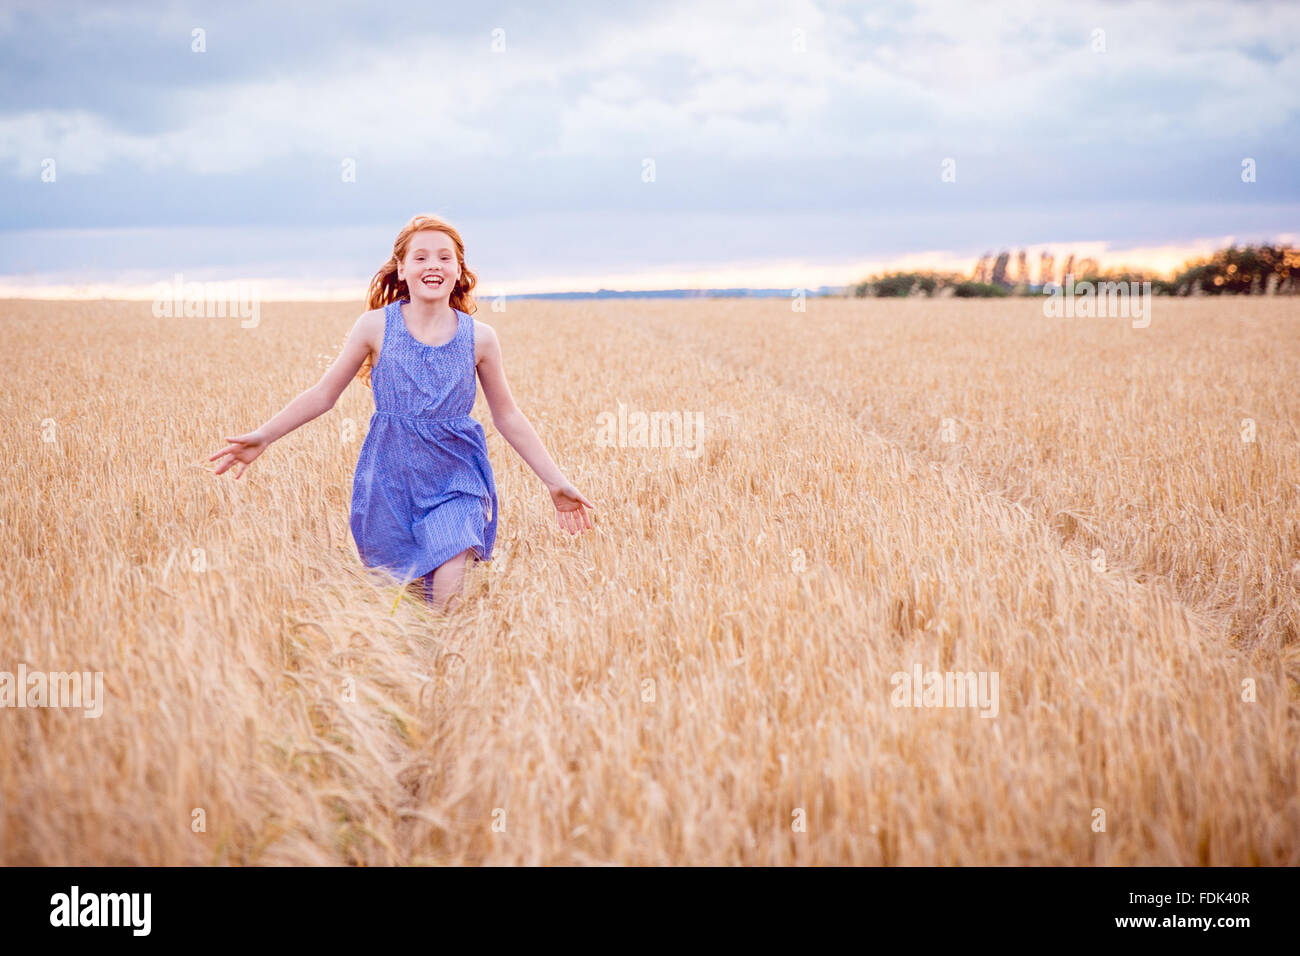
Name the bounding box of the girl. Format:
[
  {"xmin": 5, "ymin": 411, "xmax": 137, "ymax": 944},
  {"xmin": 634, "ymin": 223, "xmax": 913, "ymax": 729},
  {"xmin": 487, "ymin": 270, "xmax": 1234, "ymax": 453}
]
[{"xmin": 209, "ymin": 214, "xmax": 595, "ymax": 612}]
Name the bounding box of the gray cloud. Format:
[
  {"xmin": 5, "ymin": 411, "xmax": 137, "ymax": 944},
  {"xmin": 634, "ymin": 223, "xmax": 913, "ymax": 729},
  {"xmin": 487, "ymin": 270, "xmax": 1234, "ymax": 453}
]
[{"xmin": 0, "ymin": 0, "xmax": 1296, "ymax": 284}]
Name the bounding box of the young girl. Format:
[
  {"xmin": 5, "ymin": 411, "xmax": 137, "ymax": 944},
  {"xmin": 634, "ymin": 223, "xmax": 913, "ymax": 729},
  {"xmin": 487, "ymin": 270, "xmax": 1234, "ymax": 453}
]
[{"xmin": 209, "ymin": 214, "xmax": 594, "ymax": 611}]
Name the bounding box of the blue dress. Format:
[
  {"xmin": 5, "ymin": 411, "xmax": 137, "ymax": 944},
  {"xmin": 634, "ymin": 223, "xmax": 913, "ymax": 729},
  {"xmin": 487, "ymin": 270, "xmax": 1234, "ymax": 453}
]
[{"xmin": 350, "ymin": 299, "xmax": 498, "ymax": 583}]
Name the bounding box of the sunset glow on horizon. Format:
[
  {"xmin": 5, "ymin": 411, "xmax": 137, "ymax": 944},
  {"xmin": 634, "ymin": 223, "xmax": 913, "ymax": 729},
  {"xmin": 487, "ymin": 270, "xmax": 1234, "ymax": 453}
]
[{"xmin": 1, "ymin": 234, "xmax": 1288, "ymax": 301}]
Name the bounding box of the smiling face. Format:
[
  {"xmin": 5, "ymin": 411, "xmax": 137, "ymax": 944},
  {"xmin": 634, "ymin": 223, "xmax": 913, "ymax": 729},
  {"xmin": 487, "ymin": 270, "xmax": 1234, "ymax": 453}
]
[{"xmin": 396, "ymin": 229, "xmax": 460, "ymax": 304}]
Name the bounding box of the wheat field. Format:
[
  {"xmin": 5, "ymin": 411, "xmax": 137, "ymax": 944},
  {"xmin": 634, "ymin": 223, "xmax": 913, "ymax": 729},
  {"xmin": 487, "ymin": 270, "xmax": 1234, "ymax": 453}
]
[{"xmin": 1, "ymin": 296, "xmax": 1296, "ymax": 865}]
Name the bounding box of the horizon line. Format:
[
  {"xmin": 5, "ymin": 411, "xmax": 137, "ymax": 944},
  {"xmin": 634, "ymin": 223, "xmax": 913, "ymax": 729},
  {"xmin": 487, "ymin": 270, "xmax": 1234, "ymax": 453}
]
[{"xmin": 1, "ymin": 233, "xmax": 1294, "ymax": 301}]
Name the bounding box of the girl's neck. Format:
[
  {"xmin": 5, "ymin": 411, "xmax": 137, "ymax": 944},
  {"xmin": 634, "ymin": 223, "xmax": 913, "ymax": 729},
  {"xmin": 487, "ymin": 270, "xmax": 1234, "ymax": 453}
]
[{"xmin": 403, "ymin": 296, "xmax": 455, "ymax": 324}]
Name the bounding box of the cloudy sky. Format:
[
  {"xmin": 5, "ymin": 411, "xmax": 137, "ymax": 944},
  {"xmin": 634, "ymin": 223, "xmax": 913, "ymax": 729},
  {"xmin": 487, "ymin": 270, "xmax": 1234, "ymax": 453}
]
[{"xmin": 1, "ymin": 0, "xmax": 1297, "ymax": 296}]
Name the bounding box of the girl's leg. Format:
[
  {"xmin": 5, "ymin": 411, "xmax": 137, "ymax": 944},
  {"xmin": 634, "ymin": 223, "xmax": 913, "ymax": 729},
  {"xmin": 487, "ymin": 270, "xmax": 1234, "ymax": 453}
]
[{"xmin": 425, "ymin": 548, "xmax": 475, "ymax": 613}]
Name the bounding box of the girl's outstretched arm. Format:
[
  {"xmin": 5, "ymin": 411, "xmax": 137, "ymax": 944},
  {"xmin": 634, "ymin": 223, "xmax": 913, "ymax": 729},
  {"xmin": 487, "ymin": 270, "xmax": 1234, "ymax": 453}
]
[
  {"xmin": 208, "ymin": 309, "xmax": 381, "ymax": 479},
  {"xmin": 474, "ymin": 319, "xmax": 594, "ymax": 534}
]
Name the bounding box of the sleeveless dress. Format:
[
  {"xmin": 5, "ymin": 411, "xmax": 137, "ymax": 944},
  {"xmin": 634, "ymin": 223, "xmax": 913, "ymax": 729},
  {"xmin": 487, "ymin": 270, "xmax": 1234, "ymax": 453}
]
[{"xmin": 350, "ymin": 299, "xmax": 498, "ymax": 584}]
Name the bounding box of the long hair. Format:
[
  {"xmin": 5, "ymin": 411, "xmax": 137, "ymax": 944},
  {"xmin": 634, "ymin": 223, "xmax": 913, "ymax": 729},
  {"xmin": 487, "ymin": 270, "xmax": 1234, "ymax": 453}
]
[{"xmin": 355, "ymin": 214, "xmax": 478, "ymax": 388}]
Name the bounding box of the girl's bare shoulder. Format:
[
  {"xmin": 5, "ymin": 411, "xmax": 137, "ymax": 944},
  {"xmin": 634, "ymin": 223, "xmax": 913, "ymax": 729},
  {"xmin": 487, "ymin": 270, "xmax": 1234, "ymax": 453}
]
[
  {"xmin": 471, "ymin": 317, "xmax": 500, "ymax": 365},
  {"xmin": 355, "ymin": 306, "xmax": 387, "ymax": 349}
]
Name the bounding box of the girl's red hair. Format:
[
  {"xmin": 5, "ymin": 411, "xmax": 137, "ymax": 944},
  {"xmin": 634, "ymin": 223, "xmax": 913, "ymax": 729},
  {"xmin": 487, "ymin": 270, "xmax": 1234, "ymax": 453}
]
[{"xmin": 356, "ymin": 214, "xmax": 478, "ymax": 387}]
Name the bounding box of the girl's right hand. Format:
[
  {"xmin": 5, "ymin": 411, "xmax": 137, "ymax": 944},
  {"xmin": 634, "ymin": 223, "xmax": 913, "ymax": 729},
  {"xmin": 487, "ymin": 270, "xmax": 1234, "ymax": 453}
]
[{"xmin": 209, "ymin": 429, "xmax": 270, "ymax": 479}]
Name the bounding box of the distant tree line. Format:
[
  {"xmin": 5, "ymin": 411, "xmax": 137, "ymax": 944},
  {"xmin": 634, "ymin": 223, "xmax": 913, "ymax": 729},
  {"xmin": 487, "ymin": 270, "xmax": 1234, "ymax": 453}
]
[{"xmin": 850, "ymin": 244, "xmax": 1299, "ymax": 298}]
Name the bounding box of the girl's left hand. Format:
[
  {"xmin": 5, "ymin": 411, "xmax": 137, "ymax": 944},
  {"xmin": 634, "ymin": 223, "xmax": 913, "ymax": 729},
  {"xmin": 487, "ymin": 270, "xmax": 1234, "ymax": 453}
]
[{"xmin": 549, "ymin": 481, "xmax": 595, "ymax": 535}]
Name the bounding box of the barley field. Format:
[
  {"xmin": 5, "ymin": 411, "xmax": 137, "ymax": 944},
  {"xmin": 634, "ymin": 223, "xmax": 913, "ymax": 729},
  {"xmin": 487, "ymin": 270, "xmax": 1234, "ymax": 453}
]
[{"xmin": 1, "ymin": 296, "xmax": 1296, "ymax": 865}]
